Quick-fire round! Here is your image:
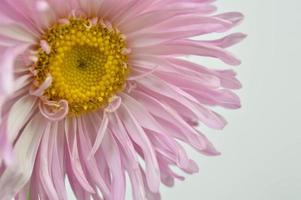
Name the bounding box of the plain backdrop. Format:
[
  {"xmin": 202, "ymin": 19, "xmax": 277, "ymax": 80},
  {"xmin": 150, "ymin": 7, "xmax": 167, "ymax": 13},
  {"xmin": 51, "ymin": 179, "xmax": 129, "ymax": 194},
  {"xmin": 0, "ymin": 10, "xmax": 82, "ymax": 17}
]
[{"xmin": 68, "ymin": 1, "xmax": 301, "ymax": 199}]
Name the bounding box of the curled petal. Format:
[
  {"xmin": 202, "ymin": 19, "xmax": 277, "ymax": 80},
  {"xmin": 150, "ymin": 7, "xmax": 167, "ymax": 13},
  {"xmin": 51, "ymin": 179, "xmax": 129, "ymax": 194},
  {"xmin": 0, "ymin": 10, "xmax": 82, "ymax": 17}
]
[{"xmin": 39, "ymin": 99, "xmax": 69, "ymax": 121}]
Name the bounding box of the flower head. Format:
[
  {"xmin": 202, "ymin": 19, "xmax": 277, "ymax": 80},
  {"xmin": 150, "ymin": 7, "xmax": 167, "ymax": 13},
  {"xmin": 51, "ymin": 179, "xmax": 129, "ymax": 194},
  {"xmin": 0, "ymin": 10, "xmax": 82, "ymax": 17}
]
[{"xmin": 0, "ymin": 0, "xmax": 245, "ymax": 199}]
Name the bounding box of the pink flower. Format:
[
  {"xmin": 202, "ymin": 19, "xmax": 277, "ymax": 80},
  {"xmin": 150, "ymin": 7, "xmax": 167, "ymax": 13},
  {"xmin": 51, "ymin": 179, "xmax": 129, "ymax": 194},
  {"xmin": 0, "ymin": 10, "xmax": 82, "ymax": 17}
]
[{"xmin": 0, "ymin": 0, "xmax": 245, "ymax": 199}]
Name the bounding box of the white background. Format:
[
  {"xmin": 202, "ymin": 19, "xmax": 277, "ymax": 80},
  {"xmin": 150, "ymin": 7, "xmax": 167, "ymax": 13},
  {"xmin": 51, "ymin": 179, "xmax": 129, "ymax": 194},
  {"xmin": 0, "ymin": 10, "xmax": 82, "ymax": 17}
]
[
  {"xmin": 159, "ymin": 1, "xmax": 301, "ymax": 200},
  {"xmin": 67, "ymin": 1, "xmax": 301, "ymax": 199}
]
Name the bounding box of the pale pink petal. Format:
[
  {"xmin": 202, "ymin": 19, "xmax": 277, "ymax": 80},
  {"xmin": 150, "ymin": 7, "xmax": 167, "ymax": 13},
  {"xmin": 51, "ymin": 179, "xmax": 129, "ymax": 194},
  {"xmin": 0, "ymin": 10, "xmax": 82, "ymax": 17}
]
[
  {"xmin": 38, "ymin": 122, "xmax": 59, "ymax": 200},
  {"xmin": 137, "ymin": 75, "xmax": 227, "ymax": 129},
  {"xmin": 0, "ymin": 44, "xmax": 31, "ymax": 96},
  {"xmin": 78, "ymin": 117, "xmax": 110, "ymax": 198},
  {"xmin": 0, "ymin": 128, "xmax": 13, "ymax": 165},
  {"xmin": 0, "ymin": 113, "xmax": 46, "ymax": 199},
  {"xmin": 131, "ymin": 90, "xmax": 220, "ymax": 155},
  {"xmin": 64, "ymin": 119, "xmax": 95, "ymax": 194},
  {"xmin": 88, "ymin": 112, "xmax": 108, "ymax": 158},
  {"xmin": 119, "ymin": 103, "xmax": 161, "ymax": 193},
  {"xmin": 6, "ymin": 95, "xmax": 37, "ymax": 142},
  {"xmin": 101, "ymin": 131, "xmax": 125, "ymax": 200},
  {"xmin": 51, "ymin": 122, "xmax": 68, "ymax": 200},
  {"xmin": 109, "ymin": 112, "xmax": 147, "ymax": 200}
]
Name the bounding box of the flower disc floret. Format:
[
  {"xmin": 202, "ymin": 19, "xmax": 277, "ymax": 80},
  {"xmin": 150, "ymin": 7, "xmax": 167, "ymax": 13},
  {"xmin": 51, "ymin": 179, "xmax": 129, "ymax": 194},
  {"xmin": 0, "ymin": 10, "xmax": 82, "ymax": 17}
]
[{"xmin": 35, "ymin": 18, "xmax": 129, "ymax": 115}]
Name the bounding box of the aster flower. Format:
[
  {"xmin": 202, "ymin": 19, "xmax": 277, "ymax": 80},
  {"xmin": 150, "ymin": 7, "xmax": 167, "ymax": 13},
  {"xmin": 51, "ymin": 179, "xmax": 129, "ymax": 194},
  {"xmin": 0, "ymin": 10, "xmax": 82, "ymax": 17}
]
[{"xmin": 0, "ymin": 0, "xmax": 245, "ymax": 199}]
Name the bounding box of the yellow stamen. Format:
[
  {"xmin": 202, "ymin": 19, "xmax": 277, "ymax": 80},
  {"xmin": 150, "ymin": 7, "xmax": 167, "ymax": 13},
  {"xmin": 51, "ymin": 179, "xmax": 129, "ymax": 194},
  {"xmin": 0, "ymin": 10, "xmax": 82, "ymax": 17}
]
[{"xmin": 34, "ymin": 18, "xmax": 129, "ymax": 115}]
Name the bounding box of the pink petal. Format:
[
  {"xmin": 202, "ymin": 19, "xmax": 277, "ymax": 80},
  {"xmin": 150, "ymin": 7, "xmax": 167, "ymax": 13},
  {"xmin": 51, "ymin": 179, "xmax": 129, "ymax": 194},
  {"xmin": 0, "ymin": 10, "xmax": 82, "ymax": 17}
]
[
  {"xmin": 0, "ymin": 44, "xmax": 31, "ymax": 96},
  {"xmin": 64, "ymin": 119, "xmax": 95, "ymax": 194},
  {"xmin": 78, "ymin": 117, "xmax": 110, "ymax": 198},
  {"xmin": 119, "ymin": 103, "xmax": 161, "ymax": 193},
  {"xmin": 38, "ymin": 122, "xmax": 59, "ymax": 200},
  {"xmin": 0, "ymin": 113, "xmax": 47, "ymax": 199},
  {"xmin": 6, "ymin": 95, "xmax": 37, "ymax": 142},
  {"xmin": 101, "ymin": 131, "xmax": 125, "ymax": 200}
]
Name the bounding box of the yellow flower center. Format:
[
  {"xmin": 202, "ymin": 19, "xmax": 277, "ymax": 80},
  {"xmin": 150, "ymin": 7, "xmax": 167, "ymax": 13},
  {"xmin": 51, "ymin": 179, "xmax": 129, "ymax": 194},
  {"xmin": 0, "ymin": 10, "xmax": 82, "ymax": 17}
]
[{"xmin": 34, "ymin": 18, "xmax": 129, "ymax": 115}]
